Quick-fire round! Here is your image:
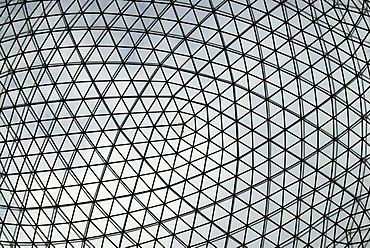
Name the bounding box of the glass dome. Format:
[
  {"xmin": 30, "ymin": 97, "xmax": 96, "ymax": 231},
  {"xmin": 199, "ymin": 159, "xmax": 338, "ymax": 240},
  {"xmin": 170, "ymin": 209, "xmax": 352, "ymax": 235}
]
[{"xmin": 0, "ymin": 1, "xmax": 369, "ymax": 247}]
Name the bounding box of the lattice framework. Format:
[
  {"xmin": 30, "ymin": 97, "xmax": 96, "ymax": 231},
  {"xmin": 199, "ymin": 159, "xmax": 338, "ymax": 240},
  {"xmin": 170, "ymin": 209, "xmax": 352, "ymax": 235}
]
[{"xmin": 0, "ymin": 0, "xmax": 369, "ymax": 247}]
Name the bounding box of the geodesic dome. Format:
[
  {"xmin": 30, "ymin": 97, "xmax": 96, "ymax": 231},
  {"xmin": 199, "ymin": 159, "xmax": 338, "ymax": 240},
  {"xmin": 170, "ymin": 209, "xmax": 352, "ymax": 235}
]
[{"xmin": 0, "ymin": 1, "xmax": 369, "ymax": 247}]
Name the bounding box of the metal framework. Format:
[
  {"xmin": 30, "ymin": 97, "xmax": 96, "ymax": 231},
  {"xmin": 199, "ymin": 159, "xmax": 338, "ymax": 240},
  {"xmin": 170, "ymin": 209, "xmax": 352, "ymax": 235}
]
[{"xmin": 0, "ymin": 0, "xmax": 369, "ymax": 247}]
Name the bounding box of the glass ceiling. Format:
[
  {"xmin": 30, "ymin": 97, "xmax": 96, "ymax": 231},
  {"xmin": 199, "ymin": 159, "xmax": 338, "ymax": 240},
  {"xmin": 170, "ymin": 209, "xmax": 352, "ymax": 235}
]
[{"xmin": 0, "ymin": 0, "xmax": 369, "ymax": 247}]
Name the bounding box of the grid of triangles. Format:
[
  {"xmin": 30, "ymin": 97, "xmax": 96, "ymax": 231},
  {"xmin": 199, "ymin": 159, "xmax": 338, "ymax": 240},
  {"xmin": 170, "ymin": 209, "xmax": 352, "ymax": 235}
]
[{"xmin": 0, "ymin": 1, "xmax": 369, "ymax": 247}]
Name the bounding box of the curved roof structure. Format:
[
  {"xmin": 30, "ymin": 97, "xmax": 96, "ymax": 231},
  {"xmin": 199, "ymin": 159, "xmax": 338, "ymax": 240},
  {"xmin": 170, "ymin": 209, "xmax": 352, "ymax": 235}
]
[{"xmin": 0, "ymin": 1, "xmax": 369, "ymax": 247}]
